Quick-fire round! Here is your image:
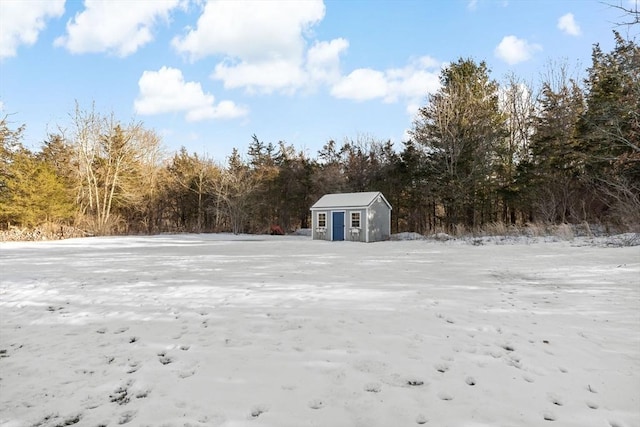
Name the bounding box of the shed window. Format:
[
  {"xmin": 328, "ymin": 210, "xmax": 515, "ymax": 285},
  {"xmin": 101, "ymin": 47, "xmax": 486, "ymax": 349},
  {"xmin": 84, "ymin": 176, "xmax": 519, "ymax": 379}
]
[
  {"xmin": 317, "ymin": 212, "xmax": 327, "ymax": 228},
  {"xmin": 351, "ymin": 212, "xmax": 361, "ymax": 228}
]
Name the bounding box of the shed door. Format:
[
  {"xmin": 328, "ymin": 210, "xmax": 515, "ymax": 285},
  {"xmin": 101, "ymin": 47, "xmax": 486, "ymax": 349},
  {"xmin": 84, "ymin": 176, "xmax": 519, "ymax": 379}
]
[{"xmin": 332, "ymin": 211, "xmax": 345, "ymax": 241}]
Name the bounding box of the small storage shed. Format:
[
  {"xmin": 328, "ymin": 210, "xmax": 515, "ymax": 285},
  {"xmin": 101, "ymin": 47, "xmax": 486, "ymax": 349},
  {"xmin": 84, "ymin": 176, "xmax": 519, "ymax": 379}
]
[{"xmin": 310, "ymin": 191, "xmax": 392, "ymax": 242}]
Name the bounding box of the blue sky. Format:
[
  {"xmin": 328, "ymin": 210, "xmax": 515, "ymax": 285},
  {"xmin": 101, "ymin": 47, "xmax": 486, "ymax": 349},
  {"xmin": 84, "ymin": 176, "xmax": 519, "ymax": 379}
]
[{"xmin": 0, "ymin": 0, "xmax": 637, "ymax": 161}]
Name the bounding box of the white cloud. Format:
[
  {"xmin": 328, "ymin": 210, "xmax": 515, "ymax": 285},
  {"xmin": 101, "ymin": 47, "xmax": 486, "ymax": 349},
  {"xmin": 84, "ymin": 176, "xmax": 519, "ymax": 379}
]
[
  {"xmin": 557, "ymin": 13, "xmax": 581, "ymax": 36},
  {"xmin": 172, "ymin": 0, "xmax": 324, "ymax": 61},
  {"xmin": 0, "ymin": 0, "xmax": 64, "ymax": 59},
  {"xmin": 134, "ymin": 67, "xmax": 248, "ymax": 122},
  {"xmin": 331, "ymin": 56, "xmax": 441, "ymax": 106},
  {"xmin": 385, "ymin": 60, "xmax": 441, "ymax": 103},
  {"xmin": 55, "ymin": 0, "xmax": 181, "ymax": 57},
  {"xmin": 213, "ymin": 59, "xmax": 307, "ymax": 94},
  {"xmin": 331, "ymin": 69, "xmax": 388, "ymax": 102},
  {"xmin": 467, "ymin": 0, "xmax": 478, "ymax": 11},
  {"xmin": 210, "ymin": 37, "xmax": 349, "ymax": 94},
  {"xmin": 494, "ymin": 35, "xmax": 542, "ymax": 65},
  {"xmin": 172, "ymin": 0, "xmax": 347, "ymax": 94},
  {"xmin": 306, "ymin": 38, "xmax": 350, "ymax": 86},
  {"xmin": 170, "ymin": 0, "xmax": 438, "ymax": 114}
]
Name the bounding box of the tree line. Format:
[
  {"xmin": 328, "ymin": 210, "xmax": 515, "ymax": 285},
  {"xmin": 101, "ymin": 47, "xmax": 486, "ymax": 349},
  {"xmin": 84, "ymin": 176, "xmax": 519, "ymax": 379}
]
[{"xmin": 1, "ymin": 32, "xmax": 638, "ymax": 236}]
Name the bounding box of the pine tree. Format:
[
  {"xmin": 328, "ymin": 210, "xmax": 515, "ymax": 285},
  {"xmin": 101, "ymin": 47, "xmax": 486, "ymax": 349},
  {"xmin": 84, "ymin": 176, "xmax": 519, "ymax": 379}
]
[
  {"xmin": 411, "ymin": 58, "xmax": 506, "ymax": 230},
  {"xmin": 522, "ymin": 66, "xmax": 585, "ymax": 223},
  {"xmin": 0, "ymin": 148, "xmax": 74, "ymax": 227},
  {"xmin": 578, "ymin": 32, "xmax": 640, "ymax": 225}
]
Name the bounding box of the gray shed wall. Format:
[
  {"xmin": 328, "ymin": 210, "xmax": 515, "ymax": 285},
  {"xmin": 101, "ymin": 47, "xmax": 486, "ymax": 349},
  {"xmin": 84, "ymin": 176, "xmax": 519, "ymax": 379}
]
[{"xmin": 367, "ymin": 198, "xmax": 391, "ymax": 241}]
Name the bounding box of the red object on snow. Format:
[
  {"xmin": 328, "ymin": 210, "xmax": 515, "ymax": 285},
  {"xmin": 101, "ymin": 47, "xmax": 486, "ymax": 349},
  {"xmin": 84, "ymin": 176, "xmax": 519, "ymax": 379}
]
[{"xmin": 270, "ymin": 225, "xmax": 284, "ymax": 235}]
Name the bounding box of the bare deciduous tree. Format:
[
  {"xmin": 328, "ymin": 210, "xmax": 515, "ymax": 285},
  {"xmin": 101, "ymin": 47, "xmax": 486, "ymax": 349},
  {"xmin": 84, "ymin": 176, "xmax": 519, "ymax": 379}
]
[
  {"xmin": 70, "ymin": 103, "xmax": 159, "ymax": 234},
  {"xmin": 213, "ymin": 149, "xmax": 259, "ymax": 234},
  {"xmin": 607, "ymin": 1, "xmax": 640, "ymax": 28}
]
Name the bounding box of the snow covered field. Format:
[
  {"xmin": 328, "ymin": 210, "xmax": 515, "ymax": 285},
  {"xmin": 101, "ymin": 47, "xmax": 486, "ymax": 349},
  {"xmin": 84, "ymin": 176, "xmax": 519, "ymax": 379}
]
[{"xmin": 1, "ymin": 234, "xmax": 638, "ymax": 427}]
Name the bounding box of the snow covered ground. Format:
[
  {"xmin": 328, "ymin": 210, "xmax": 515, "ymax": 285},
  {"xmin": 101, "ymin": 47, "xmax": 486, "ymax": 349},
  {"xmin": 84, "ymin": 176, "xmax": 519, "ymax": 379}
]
[{"xmin": 1, "ymin": 234, "xmax": 638, "ymax": 427}]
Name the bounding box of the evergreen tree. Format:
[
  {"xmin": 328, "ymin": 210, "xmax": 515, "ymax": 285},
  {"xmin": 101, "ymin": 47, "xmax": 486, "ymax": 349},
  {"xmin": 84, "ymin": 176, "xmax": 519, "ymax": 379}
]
[
  {"xmin": 579, "ymin": 32, "xmax": 640, "ymax": 225},
  {"xmin": 313, "ymin": 139, "xmax": 347, "ymax": 197},
  {"xmin": 396, "ymin": 140, "xmax": 433, "ymax": 233},
  {"xmin": 522, "ymin": 67, "xmax": 586, "ymax": 223},
  {"xmin": 0, "ymin": 118, "xmax": 25, "ymax": 214},
  {"xmin": 497, "ymin": 75, "xmax": 536, "ymax": 224},
  {"xmin": 412, "ymin": 58, "xmax": 506, "ymax": 230},
  {"xmin": 0, "ymin": 148, "xmax": 75, "ymax": 227}
]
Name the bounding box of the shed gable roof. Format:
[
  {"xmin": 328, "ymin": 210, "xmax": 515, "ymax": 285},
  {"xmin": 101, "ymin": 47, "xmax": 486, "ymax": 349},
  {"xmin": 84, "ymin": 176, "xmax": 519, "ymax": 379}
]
[{"xmin": 310, "ymin": 191, "xmax": 391, "ymax": 210}]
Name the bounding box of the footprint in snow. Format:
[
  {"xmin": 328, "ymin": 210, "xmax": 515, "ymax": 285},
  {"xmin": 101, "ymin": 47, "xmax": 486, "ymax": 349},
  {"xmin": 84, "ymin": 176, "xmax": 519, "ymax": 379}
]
[
  {"xmin": 134, "ymin": 389, "xmax": 150, "ymax": 399},
  {"xmin": 250, "ymin": 405, "xmax": 269, "ymax": 418},
  {"xmin": 159, "ymin": 356, "xmax": 173, "ymax": 365},
  {"xmin": 506, "ymin": 357, "xmax": 522, "ymax": 369},
  {"xmin": 547, "ymin": 393, "xmax": 564, "ymax": 406},
  {"xmin": 543, "ymin": 411, "xmax": 557, "ymax": 421},
  {"xmin": 113, "ymin": 327, "xmax": 129, "ymax": 335},
  {"xmin": 118, "ymin": 410, "xmax": 137, "ymax": 425},
  {"xmin": 501, "ymin": 343, "xmax": 515, "ymax": 352},
  {"xmin": 50, "ymin": 414, "xmax": 83, "ymax": 426},
  {"xmin": 416, "ymin": 414, "xmax": 428, "ymax": 424},
  {"xmin": 126, "ymin": 362, "xmax": 140, "ymax": 374},
  {"xmin": 586, "ymin": 400, "xmax": 599, "ymax": 409},
  {"xmin": 157, "ymin": 351, "xmax": 174, "ymax": 365},
  {"xmin": 178, "ymin": 370, "xmax": 195, "ymax": 379},
  {"xmin": 437, "ymin": 392, "xmax": 454, "ymax": 401},
  {"xmin": 110, "ymin": 382, "xmax": 132, "ymax": 405},
  {"xmin": 465, "ymin": 376, "xmax": 476, "ymax": 386},
  {"xmin": 435, "ymin": 313, "xmax": 455, "ymax": 324},
  {"xmin": 434, "ymin": 363, "xmax": 449, "ymax": 373},
  {"xmin": 364, "ymin": 382, "xmax": 381, "ymax": 393},
  {"xmin": 308, "ymin": 399, "xmax": 325, "ymax": 409}
]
